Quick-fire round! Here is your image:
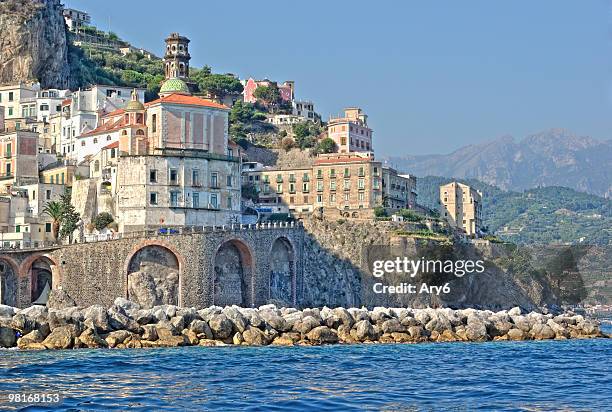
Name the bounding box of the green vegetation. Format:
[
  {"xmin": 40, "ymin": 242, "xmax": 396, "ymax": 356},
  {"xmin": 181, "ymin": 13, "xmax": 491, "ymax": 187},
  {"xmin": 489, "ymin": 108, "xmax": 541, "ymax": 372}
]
[
  {"xmin": 193, "ymin": 71, "xmax": 243, "ymax": 102},
  {"xmin": 228, "ymin": 100, "xmax": 268, "ymax": 138},
  {"xmin": 373, "ymin": 206, "xmax": 386, "ymax": 218},
  {"xmin": 397, "ymin": 208, "xmax": 424, "ymax": 222},
  {"xmin": 280, "ymin": 137, "xmax": 295, "ymax": 151},
  {"xmin": 393, "ymin": 229, "xmax": 449, "ymax": 241},
  {"xmin": 92, "ymin": 212, "xmax": 114, "ymax": 231},
  {"xmin": 42, "ymin": 201, "xmax": 62, "ymax": 240},
  {"xmin": 241, "ymin": 182, "xmax": 259, "ymax": 203},
  {"xmin": 292, "ymin": 122, "xmax": 322, "ymax": 150},
  {"xmin": 43, "ymin": 189, "xmax": 80, "ymax": 240},
  {"xmin": 418, "ymin": 176, "xmax": 612, "ymax": 245}
]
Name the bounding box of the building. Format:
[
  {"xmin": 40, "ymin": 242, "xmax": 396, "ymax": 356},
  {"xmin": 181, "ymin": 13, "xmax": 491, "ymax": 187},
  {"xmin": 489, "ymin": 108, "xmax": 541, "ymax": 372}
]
[
  {"xmin": 163, "ymin": 33, "xmax": 191, "ymax": 81},
  {"xmin": 40, "ymin": 160, "xmax": 89, "ymax": 187},
  {"xmin": 243, "ymin": 78, "xmax": 293, "ymax": 104},
  {"xmin": 0, "ymin": 130, "xmax": 39, "ymax": 193},
  {"xmin": 382, "ymin": 167, "xmax": 414, "ymax": 210},
  {"xmin": 292, "ymin": 100, "xmax": 318, "ymax": 122},
  {"xmin": 439, "ymin": 182, "xmax": 483, "ymax": 237},
  {"xmin": 62, "ymin": 8, "xmax": 91, "ymax": 32},
  {"xmin": 398, "ymin": 174, "xmax": 418, "ymax": 209},
  {"xmin": 0, "ymin": 83, "xmax": 39, "ymax": 131},
  {"xmin": 327, "ymin": 108, "xmax": 373, "ymax": 153}
]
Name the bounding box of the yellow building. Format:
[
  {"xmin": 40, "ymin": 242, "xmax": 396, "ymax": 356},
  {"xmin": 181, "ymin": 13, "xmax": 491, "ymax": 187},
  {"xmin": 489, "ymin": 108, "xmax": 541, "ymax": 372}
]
[{"xmin": 439, "ymin": 182, "xmax": 482, "ymax": 237}]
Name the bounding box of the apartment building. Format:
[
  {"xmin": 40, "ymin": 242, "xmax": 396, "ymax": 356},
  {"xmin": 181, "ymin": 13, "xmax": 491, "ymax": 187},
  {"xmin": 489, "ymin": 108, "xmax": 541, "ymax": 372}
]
[
  {"xmin": 0, "ymin": 130, "xmax": 39, "ymax": 193},
  {"xmin": 439, "ymin": 181, "xmax": 483, "ymax": 237},
  {"xmin": 327, "ymin": 108, "xmax": 373, "ymax": 153}
]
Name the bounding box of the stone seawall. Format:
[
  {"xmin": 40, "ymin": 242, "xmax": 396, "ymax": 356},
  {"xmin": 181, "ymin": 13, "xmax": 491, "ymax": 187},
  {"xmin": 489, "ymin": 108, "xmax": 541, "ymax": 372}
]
[{"xmin": 0, "ymin": 299, "xmax": 606, "ymax": 350}]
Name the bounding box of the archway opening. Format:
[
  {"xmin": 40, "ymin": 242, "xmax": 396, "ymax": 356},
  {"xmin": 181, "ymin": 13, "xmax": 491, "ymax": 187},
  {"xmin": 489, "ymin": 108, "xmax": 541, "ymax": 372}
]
[
  {"xmin": 213, "ymin": 240, "xmax": 253, "ymax": 307},
  {"xmin": 30, "ymin": 257, "xmax": 55, "ymax": 305},
  {"xmin": 127, "ymin": 245, "xmax": 180, "ymax": 308},
  {"xmin": 269, "ymin": 237, "xmax": 295, "ymax": 306},
  {"xmin": 0, "ymin": 259, "xmax": 18, "ymax": 306}
]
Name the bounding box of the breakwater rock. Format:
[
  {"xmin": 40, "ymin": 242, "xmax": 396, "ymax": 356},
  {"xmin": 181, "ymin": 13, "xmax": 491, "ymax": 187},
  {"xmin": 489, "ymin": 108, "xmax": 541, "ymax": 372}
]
[{"xmin": 0, "ymin": 300, "xmax": 606, "ymax": 350}]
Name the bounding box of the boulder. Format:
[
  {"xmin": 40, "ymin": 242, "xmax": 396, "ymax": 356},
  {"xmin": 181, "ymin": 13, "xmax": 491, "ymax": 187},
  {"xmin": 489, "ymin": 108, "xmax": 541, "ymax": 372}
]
[
  {"xmin": 42, "ymin": 325, "xmax": 78, "ymax": 349},
  {"xmin": 232, "ymin": 332, "xmax": 244, "ymax": 345},
  {"xmin": 223, "ymin": 307, "xmax": 248, "ymax": 333},
  {"xmin": 353, "ymin": 320, "xmax": 376, "ymax": 341},
  {"xmin": 155, "ymin": 321, "xmax": 178, "ymax": 339},
  {"xmin": 189, "ymin": 320, "xmax": 213, "ymax": 339},
  {"xmin": 272, "ymin": 333, "xmax": 299, "ymax": 346},
  {"xmin": 242, "ymin": 326, "xmax": 269, "ymax": 345},
  {"xmin": 531, "ymin": 324, "xmax": 555, "ymax": 340},
  {"xmin": 507, "ymin": 328, "xmax": 525, "ymax": 341},
  {"xmin": 208, "ymin": 314, "xmax": 234, "ymax": 340},
  {"xmin": 306, "ymin": 326, "xmax": 338, "ymax": 344},
  {"xmin": 17, "ymin": 330, "xmax": 46, "ymax": 350},
  {"xmin": 134, "ymin": 309, "xmax": 156, "ymax": 325},
  {"xmin": 243, "ymin": 310, "xmax": 266, "ymax": 329},
  {"xmin": 260, "ymin": 310, "xmax": 290, "ymax": 332},
  {"xmin": 78, "ymin": 328, "xmax": 108, "ymax": 348},
  {"xmin": 83, "ymin": 305, "xmax": 111, "ymax": 333},
  {"xmin": 332, "ymin": 307, "xmax": 355, "ymax": 328},
  {"xmin": 381, "ymin": 319, "xmax": 405, "ymax": 334},
  {"xmin": 465, "ymin": 319, "xmax": 488, "ymax": 342},
  {"xmin": 105, "ymin": 330, "xmax": 132, "ymax": 348},
  {"xmin": 293, "ymin": 316, "xmax": 321, "ymax": 335},
  {"xmin": 46, "ymin": 290, "xmax": 77, "ymax": 310},
  {"xmin": 0, "ymin": 305, "xmax": 15, "ymax": 318},
  {"xmin": 508, "ymin": 307, "xmax": 522, "ymax": 316},
  {"xmin": 141, "ymin": 324, "xmax": 158, "ymax": 341},
  {"xmin": 113, "ymin": 298, "xmax": 141, "ymax": 314},
  {"xmin": 11, "ymin": 313, "xmax": 37, "ymax": 334},
  {"xmin": 0, "ymin": 326, "xmax": 17, "ymax": 347},
  {"xmin": 182, "ymin": 329, "xmax": 199, "ymax": 345}
]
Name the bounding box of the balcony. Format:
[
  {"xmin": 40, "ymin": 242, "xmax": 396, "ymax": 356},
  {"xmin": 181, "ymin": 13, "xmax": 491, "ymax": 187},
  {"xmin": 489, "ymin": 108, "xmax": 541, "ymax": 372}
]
[{"xmin": 3, "ymin": 153, "xmax": 11, "ymax": 159}]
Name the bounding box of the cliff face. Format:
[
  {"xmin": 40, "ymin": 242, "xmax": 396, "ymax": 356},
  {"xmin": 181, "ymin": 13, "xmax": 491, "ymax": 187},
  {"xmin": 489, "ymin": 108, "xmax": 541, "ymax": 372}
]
[
  {"xmin": 0, "ymin": 0, "xmax": 71, "ymax": 88},
  {"xmin": 301, "ymin": 218, "xmax": 564, "ymax": 310}
]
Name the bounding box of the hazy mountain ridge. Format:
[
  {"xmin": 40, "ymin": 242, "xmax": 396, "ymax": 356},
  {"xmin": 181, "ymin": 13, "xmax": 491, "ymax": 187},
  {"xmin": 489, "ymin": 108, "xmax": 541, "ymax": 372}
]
[{"xmin": 388, "ymin": 129, "xmax": 612, "ymax": 197}]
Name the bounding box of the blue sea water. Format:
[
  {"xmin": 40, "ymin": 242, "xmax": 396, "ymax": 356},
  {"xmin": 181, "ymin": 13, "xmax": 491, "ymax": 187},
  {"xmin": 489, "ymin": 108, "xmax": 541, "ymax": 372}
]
[{"xmin": 0, "ymin": 333, "xmax": 610, "ymax": 411}]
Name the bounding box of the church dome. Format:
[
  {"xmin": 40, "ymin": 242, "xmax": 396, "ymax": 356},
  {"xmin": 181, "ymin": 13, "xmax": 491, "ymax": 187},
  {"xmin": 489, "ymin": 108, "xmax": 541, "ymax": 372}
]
[
  {"xmin": 125, "ymin": 89, "xmax": 145, "ymax": 111},
  {"xmin": 159, "ymin": 77, "xmax": 190, "ymax": 96}
]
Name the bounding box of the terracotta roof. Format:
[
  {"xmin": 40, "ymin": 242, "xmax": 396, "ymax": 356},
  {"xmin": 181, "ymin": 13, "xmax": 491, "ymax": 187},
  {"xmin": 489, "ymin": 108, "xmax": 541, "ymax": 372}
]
[
  {"xmin": 147, "ymin": 93, "xmax": 229, "ymax": 110},
  {"xmin": 80, "ymin": 116, "xmax": 127, "ymax": 137},
  {"xmin": 103, "ymin": 108, "xmax": 125, "ymax": 117},
  {"xmin": 62, "ymin": 98, "xmax": 72, "ymax": 106},
  {"xmin": 102, "ymin": 141, "xmax": 119, "ymax": 150},
  {"xmin": 314, "ymin": 156, "xmax": 374, "ymax": 165}
]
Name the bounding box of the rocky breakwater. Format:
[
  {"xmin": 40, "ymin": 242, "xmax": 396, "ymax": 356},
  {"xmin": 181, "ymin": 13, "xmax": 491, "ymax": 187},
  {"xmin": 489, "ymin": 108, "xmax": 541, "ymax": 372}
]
[{"xmin": 0, "ymin": 300, "xmax": 607, "ymax": 350}]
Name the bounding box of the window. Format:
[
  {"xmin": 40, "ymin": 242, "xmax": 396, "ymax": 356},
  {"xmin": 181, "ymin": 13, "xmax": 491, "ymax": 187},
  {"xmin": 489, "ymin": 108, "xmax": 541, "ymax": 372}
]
[
  {"xmin": 358, "ymin": 167, "xmax": 365, "ymax": 177},
  {"xmin": 340, "ymin": 136, "xmax": 347, "ymax": 145},
  {"xmin": 16, "ymin": 225, "xmax": 20, "ymax": 233},
  {"xmin": 344, "ymin": 179, "xmax": 350, "ymax": 190},
  {"xmin": 50, "ymin": 175, "xmax": 54, "ymax": 184},
  {"xmin": 45, "ymin": 223, "xmax": 52, "ymax": 233},
  {"xmin": 149, "ymin": 169, "xmax": 157, "ymax": 183},
  {"xmin": 5, "ymin": 143, "xmax": 11, "ymax": 157},
  {"xmin": 344, "ymin": 193, "xmax": 350, "ymax": 201},
  {"xmin": 317, "ymin": 181, "xmax": 323, "ymax": 192},
  {"xmin": 226, "ymin": 175, "xmax": 232, "ymax": 187},
  {"xmin": 61, "ymin": 173, "xmax": 65, "ymax": 185},
  {"xmin": 303, "ymin": 173, "xmax": 310, "ymax": 182},
  {"xmin": 192, "ymin": 170, "xmax": 200, "ymax": 186},
  {"xmin": 359, "ymin": 192, "xmax": 365, "ymax": 201},
  {"xmin": 330, "ymin": 194, "xmax": 336, "ymax": 203},
  {"xmin": 276, "ymin": 184, "xmax": 283, "ymax": 193},
  {"xmin": 330, "ymin": 169, "xmax": 336, "ymax": 178},
  {"xmin": 6, "ymin": 163, "xmax": 11, "ymax": 176},
  {"xmin": 317, "ymin": 169, "xmax": 322, "ymax": 178},
  {"xmin": 150, "ymin": 192, "xmax": 158, "ymax": 205},
  {"xmin": 8, "ymin": 107, "xmax": 13, "ymax": 116},
  {"xmin": 317, "ymin": 194, "xmax": 322, "ymax": 203},
  {"xmin": 8, "ymin": 92, "xmax": 13, "ymax": 102},
  {"xmin": 32, "ymin": 190, "xmax": 36, "ymax": 200},
  {"xmin": 93, "ymin": 138, "xmax": 98, "ymax": 144},
  {"xmin": 46, "ymin": 190, "xmax": 51, "ymax": 200},
  {"xmin": 358, "ymin": 179, "xmax": 365, "ymax": 189},
  {"xmin": 210, "ymin": 172, "xmax": 218, "ymax": 188},
  {"xmin": 193, "ymin": 192, "xmax": 199, "ymax": 208},
  {"xmin": 227, "ymin": 196, "xmax": 232, "ymax": 209},
  {"xmin": 110, "ymin": 148, "xmax": 116, "ymax": 158},
  {"xmin": 210, "ymin": 193, "xmax": 218, "ymax": 208},
  {"xmin": 289, "ymin": 174, "xmax": 296, "ymax": 182},
  {"xmin": 344, "ymin": 168, "xmax": 350, "ymax": 177},
  {"xmin": 330, "ymin": 180, "xmax": 336, "ymax": 191},
  {"xmin": 81, "ymin": 141, "xmax": 85, "ymax": 147},
  {"xmin": 107, "ymin": 135, "xmax": 111, "ymax": 141},
  {"xmin": 170, "ymin": 169, "xmax": 178, "ymax": 185},
  {"xmin": 170, "ymin": 191, "xmax": 179, "ymax": 207},
  {"xmin": 152, "ymin": 114, "xmax": 157, "ymax": 133}
]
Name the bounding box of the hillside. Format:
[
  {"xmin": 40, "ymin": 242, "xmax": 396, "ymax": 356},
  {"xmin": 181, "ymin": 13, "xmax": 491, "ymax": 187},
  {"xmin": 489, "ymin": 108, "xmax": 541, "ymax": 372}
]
[
  {"xmin": 389, "ymin": 129, "xmax": 612, "ymax": 197},
  {"xmin": 418, "ymin": 176, "xmax": 612, "ymax": 245}
]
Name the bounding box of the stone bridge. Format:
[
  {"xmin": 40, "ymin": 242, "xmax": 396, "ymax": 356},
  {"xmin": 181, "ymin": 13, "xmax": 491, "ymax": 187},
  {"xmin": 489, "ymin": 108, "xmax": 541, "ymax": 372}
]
[{"xmin": 0, "ymin": 225, "xmax": 304, "ymax": 309}]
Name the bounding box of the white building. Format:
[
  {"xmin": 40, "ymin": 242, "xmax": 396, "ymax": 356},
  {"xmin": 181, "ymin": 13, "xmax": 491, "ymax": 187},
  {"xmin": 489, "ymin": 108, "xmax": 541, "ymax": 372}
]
[{"xmin": 62, "ymin": 8, "xmax": 91, "ymax": 32}]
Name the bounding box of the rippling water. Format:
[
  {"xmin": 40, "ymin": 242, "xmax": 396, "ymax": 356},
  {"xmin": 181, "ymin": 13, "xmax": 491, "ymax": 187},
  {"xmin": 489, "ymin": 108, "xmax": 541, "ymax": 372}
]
[{"xmin": 1, "ymin": 334, "xmax": 610, "ymax": 411}]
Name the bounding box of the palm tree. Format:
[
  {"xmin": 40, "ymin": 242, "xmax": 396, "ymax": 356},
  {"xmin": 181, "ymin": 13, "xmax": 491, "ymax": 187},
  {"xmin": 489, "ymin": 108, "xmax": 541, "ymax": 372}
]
[{"xmin": 42, "ymin": 201, "xmax": 63, "ymax": 240}]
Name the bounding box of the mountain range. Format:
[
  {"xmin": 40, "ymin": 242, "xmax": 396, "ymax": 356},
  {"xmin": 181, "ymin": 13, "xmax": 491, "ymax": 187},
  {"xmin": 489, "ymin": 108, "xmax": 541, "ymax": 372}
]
[{"xmin": 387, "ymin": 129, "xmax": 612, "ymax": 197}]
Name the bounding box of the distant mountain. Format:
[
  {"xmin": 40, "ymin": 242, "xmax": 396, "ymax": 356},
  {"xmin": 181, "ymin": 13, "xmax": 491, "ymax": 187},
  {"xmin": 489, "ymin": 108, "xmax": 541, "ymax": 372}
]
[
  {"xmin": 417, "ymin": 176, "xmax": 612, "ymax": 245},
  {"xmin": 388, "ymin": 129, "xmax": 612, "ymax": 197}
]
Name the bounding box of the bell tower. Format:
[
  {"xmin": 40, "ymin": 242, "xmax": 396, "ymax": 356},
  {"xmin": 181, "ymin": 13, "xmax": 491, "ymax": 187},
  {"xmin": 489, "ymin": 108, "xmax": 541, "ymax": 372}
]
[{"xmin": 164, "ymin": 33, "xmax": 191, "ymax": 80}]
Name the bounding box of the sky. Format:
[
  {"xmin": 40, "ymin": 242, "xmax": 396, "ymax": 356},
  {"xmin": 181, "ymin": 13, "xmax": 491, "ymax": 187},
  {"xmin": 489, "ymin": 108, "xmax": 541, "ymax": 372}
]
[{"xmin": 66, "ymin": 0, "xmax": 612, "ymax": 156}]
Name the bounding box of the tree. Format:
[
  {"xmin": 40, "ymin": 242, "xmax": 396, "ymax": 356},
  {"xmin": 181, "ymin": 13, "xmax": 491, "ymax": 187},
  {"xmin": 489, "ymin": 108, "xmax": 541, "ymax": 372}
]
[
  {"xmin": 42, "ymin": 201, "xmax": 63, "ymax": 240},
  {"xmin": 314, "ymin": 138, "xmax": 337, "ymax": 154},
  {"xmin": 280, "ymin": 137, "xmax": 295, "ymax": 152},
  {"xmin": 242, "ymin": 183, "xmax": 259, "ymax": 203},
  {"xmin": 197, "ymin": 74, "xmax": 243, "ymax": 102},
  {"xmin": 253, "ymin": 84, "xmax": 282, "ymax": 111},
  {"xmin": 59, "ymin": 190, "xmax": 80, "ymax": 240},
  {"xmin": 93, "ymin": 212, "xmax": 114, "ymax": 231}
]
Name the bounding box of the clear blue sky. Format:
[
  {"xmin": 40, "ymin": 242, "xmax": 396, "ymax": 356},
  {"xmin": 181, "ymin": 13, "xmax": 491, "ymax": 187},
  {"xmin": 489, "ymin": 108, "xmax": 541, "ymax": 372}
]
[{"xmin": 67, "ymin": 0, "xmax": 612, "ymax": 155}]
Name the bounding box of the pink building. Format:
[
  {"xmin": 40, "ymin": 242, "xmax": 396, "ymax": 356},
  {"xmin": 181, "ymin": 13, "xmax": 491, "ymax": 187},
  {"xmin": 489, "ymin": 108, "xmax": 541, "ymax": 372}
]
[
  {"xmin": 0, "ymin": 130, "xmax": 39, "ymax": 193},
  {"xmin": 243, "ymin": 78, "xmax": 293, "ymax": 104},
  {"xmin": 327, "ymin": 108, "xmax": 373, "ymax": 153}
]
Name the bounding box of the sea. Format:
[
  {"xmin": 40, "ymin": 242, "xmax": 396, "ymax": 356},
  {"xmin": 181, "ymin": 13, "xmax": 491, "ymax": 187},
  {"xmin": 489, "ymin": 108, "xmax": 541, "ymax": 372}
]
[{"xmin": 0, "ymin": 326, "xmax": 610, "ymax": 411}]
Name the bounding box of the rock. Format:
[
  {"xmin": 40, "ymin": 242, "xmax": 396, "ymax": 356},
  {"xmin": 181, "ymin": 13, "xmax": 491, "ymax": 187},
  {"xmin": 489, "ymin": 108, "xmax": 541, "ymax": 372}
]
[
  {"xmin": 511, "ymin": 315, "xmax": 532, "ymax": 333},
  {"xmin": 413, "ymin": 310, "xmax": 431, "ymax": 326},
  {"xmin": 0, "ymin": 305, "xmax": 15, "ymax": 318},
  {"xmin": 128, "ymin": 271, "xmax": 179, "ymax": 309},
  {"xmin": 114, "ymin": 298, "xmax": 141, "ymax": 314},
  {"xmin": 488, "ymin": 319, "xmax": 514, "ymax": 338},
  {"xmin": 332, "ymin": 307, "xmax": 355, "ymax": 328},
  {"xmin": 293, "ymin": 316, "xmax": 321, "ymax": 334},
  {"xmin": 531, "ymin": 324, "xmax": 555, "ymax": 340},
  {"xmin": 78, "ymin": 328, "xmax": 108, "ymax": 348},
  {"xmin": 141, "ymin": 324, "xmax": 158, "ymax": 341},
  {"xmin": 242, "ymin": 326, "xmax": 269, "ymax": 345},
  {"xmin": 182, "ymin": 329, "xmax": 199, "ymax": 345},
  {"xmin": 381, "ymin": 319, "xmax": 405, "ymax": 334},
  {"xmin": 353, "ymin": 320, "xmax": 376, "ymax": 341},
  {"xmin": 507, "ymin": 328, "xmax": 525, "ymax": 341},
  {"xmin": 306, "ymin": 326, "xmax": 338, "ymax": 344},
  {"xmin": 42, "ymin": 325, "xmax": 78, "ymax": 349},
  {"xmin": 0, "ymin": 326, "xmax": 17, "ymax": 347},
  {"xmin": 391, "ymin": 332, "xmax": 412, "ymax": 343},
  {"xmin": 260, "ymin": 310, "xmax": 290, "ymax": 332},
  {"xmin": 223, "ymin": 307, "xmax": 248, "ymax": 333},
  {"xmin": 105, "ymin": 330, "xmax": 132, "ymax": 348},
  {"xmin": 546, "ymin": 319, "xmax": 569, "ymax": 338},
  {"xmin": 232, "ymin": 332, "xmax": 243, "ymax": 345},
  {"xmin": 208, "ymin": 314, "xmax": 234, "ymax": 339},
  {"xmin": 134, "ymin": 309, "xmax": 156, "ymax": 325},
  {"xmin": 107, "ymin": 306, "xmax": 140, "ymax": 333},
  {"xmin": 46, "ymin": 290, "xmax": 77, "ymax": 310},
  {"xmin": 508, "ymin": 307, "xmax": 522, "ymax": 316},
  {"xmin": 170, "ymin": 315, "xmax": 186, "ymax": 332},
  {"xmin": 243, "ymin": 310, "xmax": 266, "ymax": 329},
  {"xmin": 156, "ymin": 321, "xmax": 177, "ymax": 339},
  {"xmin": 437, "ymin": 330, "xmax": 459, "ymax": 342},
  {"xmin": 189, "ymin": 320, "xmax": 213, "ymax": 339},
  {"xmin": 83, "ymin": 305, "xmax": 111, "ymax": 333},
  {"xmin": 465, "ymin": 319, "xmax": 488, "ymax": 342},
  {"xmin": 11, "ymin": 313, "xmax": 37, "ymax": 334},
  {"xmin": 17, "ymin": 329, "xmax": 45, "ymax": 349},
  {"xmin": 157, "ymin": 335, "xmax": 187, "ymax": 347},
  {"xmin": 272, "ymin": 333, "xmax": 298, "ymax": 346}
]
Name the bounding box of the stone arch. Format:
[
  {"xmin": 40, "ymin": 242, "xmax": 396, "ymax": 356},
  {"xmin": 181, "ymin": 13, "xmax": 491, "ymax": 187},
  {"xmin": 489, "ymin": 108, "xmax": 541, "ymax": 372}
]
[
  {"xmin": 212, "ymin": 239, "xmax": 254, "ymax": 307},
  {"xmin": 268, "ymin": 237, "xmax": 296, "ymax": 306},
  {"xmin": 124, "ymin": 241, "xmax": 184, "ymax": 308},
  {"xmin": 20, "ymin": 254, "xmax": 62, "ymax": 305},
  {"xmin": 0, "ymin": 257, "xmax": 19, "ymax": 306}
]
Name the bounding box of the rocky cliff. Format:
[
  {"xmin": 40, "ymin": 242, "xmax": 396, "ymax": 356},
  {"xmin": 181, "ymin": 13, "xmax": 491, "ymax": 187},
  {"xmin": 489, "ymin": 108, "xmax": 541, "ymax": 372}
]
[
  {"xmin": 0, "ymin": 0, "xmax": 71, "ymax": 88},
  {"xmin": 301, "ymin": 218, "xmax": 569, "ymax": 310}
]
